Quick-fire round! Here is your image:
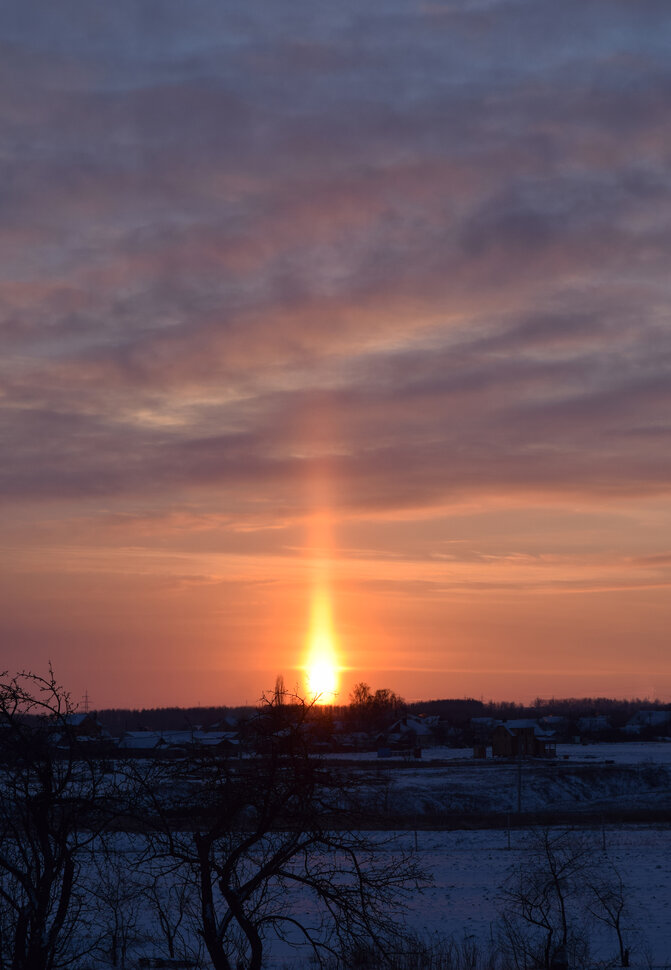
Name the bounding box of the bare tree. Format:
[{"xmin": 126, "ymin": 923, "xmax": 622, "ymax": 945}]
[
  {"xmin": 499, "ymin": 828, "xmax": 592, "ymax": 970},
  {"xmin": 138, "ymin": 690, "xmax": 427, "ymax": 970},
  {"xmin": 143, "ymin": 859, "xmax": 207, "ymax": 968},
  {"xmin": 586, "ymin": 856, "xmax": 631, "ymax": 967},
  {"xmin": 0, "ymin": 668, "xmax": 111, "ymax": 970},
  {"xmin": 348, "ymin": 683, "xmax": 405, "ymax": 734},
  {"xmin": 349, "ymin": 682, "xmax": 372, "ymax": 707},
  {"xmin": 273, "ymin": 673, "xmax": 286, "ymax": 707},
  {"xmin": 87, "ymin": 840, "xmax": 146, "ymax": 969}
]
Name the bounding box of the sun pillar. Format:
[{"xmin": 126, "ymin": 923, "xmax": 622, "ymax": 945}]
[
  {"xmin": 303, "ymin": 510, "xmax": 340, "ymax": 703},
  {"xmin": 305, "ymin": 588, "xmax": 339, "ymax": 702}
]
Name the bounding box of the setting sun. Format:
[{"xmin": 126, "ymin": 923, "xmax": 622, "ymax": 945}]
[
  {"xmin": 304, "ymin": 592, "xmax": 340, "ymax": 703},
  {"xmin": 306, "ymin": 651, "xmax": 338, "ymax": 701}
]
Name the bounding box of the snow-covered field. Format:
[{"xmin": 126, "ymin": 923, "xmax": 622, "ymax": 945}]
[
  {"xmin": 6, "ymin": 743, "xmax": 671, "ymax": 969},
  {"xmin": 82, "ymin": 824, "xmax": 670, "ymax": 969},
  {"xmin": 264, "ymin": 744, "xmax": 671, "ymax": 968},
  {"xmin": 324, "ymin": 740, "xmax": 671, "ymax": 765},
  {"xmin": 266, "ymin": 825, "xmax": 671, "ymax": 969},
  {"xmin": 553, "ymin": 741, "xmax": 671, "ymax": 765},
  {"xmin": 408, "ymin": 826, "xmax": 671, "ymax": 969}
]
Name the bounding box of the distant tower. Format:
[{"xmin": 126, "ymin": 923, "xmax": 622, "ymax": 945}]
[{"xmin": 82, "ymin": 689, "xmax": 90, "ymax": 713}]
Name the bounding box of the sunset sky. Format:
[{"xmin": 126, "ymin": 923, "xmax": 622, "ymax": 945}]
[{"xmin": 2, "ymin": 1, "xmax": 671, "ymax": 709}]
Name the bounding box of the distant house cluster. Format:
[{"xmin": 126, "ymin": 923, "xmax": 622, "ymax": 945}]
[
  {"xmin": 119, "ymin": 729, "xmax": 240, "ymax": 755},
  {"xmin": 32, "ymin": 702, "xmax": 671, "ymax": 762},
  {"xmin": 471, "ymin": 708, "xmax": 671, "ymax": 759},
  {"xmin": 46, "ymin": 712, "xmax": 242, "ymax": 759},
  {"xmin": 623, "ymin": 710, "xmax": 671, "ymax": 734}
]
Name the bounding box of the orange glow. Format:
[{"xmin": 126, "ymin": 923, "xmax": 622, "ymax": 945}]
[{"xmin": 304, "ymin": 590, "xmax": 340, "ymax": 703}]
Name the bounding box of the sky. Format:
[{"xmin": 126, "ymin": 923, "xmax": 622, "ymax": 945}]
[{"xmin": 1, "ymin": 0, "xmax": 671, "ymax": 709}]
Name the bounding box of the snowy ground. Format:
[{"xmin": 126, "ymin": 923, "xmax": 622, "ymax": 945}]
[
  {"xmin": 406, "ymin": 826, "xmax": 671, "ymax": 969},
  {"xmin": 554, "ymin": 741, "xmax": 671, "ymax": 764},
  {"xmin": 319, "ymin": 742, "xmax": 671, "ymax": 818},
  {"xmin": 261, "ymin": 744, "xmax": 671, "ymax": 967},
  {"xmin": 94, "ymin": 824, "xmax": 670, "ymax": 969},
  {"xmin": 323, "ymin": 740, "xmax": 671, "ymax": 765},
  {"xmin": 267, "ymin": 825, "xmax": 671, "ymax": 969},
  {"xmin": 9, "ymin": 743, "xmax": 671, "ymax": 968}
]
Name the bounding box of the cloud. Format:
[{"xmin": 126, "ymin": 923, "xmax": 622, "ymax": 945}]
[{"xmin": 1, "ymin": 0, "xmax": 671, "ymax": 521}]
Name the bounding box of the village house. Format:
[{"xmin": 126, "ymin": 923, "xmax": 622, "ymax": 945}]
[
  {"xmin": 384, "ymin": 713, "xmax": 439, "ymax": 751},
  {"xmin": 491, "ymin": 719, "xmax": 556, "ymax": 758},
  {"xmin": 63, "ymin": 711, "xmax": 107, "ymax": 739},
  {"xmin": 118, "ymin": 729, "xmax": 238, "ymax": 755},
  {"xmin": 623, "ymin": 710, "xmax": 671, "ymax": 735},
  {"xmin": 577, "ymin": 714, "xmax": 611, "ymax": 735}
]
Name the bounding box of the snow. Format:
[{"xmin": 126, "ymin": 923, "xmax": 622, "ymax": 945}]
[
  {"xmin": 554, "ymin": 741, "xmax": 671, "ymax": 765},
  {"xmin": 320, "ymin": 743, "xmax": 671, "ymax": 819},
  {"xmin": 405, "ymin": 827, "xmax": 671, "ymax": 968},
  {"xmin": 85, "ymin": 826, "xmax": 671, "ymax": 969},
  {"xmin": 263, "ymin": 826, "xmax": 671, "ymax": 968},
  {"xmin": 323, "ymin": 740, "xmax": 671, "ymax": 765},
  {"xmin": 6, "ymin": 741, "xmax": 671, "ymax": 968}
]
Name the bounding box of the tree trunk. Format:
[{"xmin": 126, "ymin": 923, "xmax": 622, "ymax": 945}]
[{"xmin": 194, "ymin": 834, "xmax": 232, "ymax": 970}]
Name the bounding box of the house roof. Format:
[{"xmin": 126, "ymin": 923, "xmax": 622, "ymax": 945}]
[
  {"xmin": 65, "ymin": 712, "xmax": 99, "ymax": 726},
  {"xmin": 119, "ymin": 731, "xmax": 165, "ymax": 749},
  {"xmin": 628, "ymin": 710, "xmax": 671, "ymax": 726},
  {"xmin": 119, "ymin": 729, "xmax": 238, "ymax": 749},
  {"xmin": 388, "ymin": 716, "xmax": 435, "ymax": 736},
  {"xmin": 577, "ymin": 715, "xmax": 610, "ymax": 730},
  {"xmin": 495, "ymin": 720, "xmax": 555, "ymax": 740}
]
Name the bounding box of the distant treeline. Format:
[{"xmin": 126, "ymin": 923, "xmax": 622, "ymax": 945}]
[
  {"xmin": 95, "ymin": 704, "xmax": 255, "ymax": 736},
  {"xmin": 95, "ymin": 694, "xmax": 671, "ymax": 736},
  {"xmin": 487, "ymin": 696, "xmax": 671, "ymax": 729},
  {"xmin": 405, "ymin": 698, "xmax": 485, "ymax": 725}
]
